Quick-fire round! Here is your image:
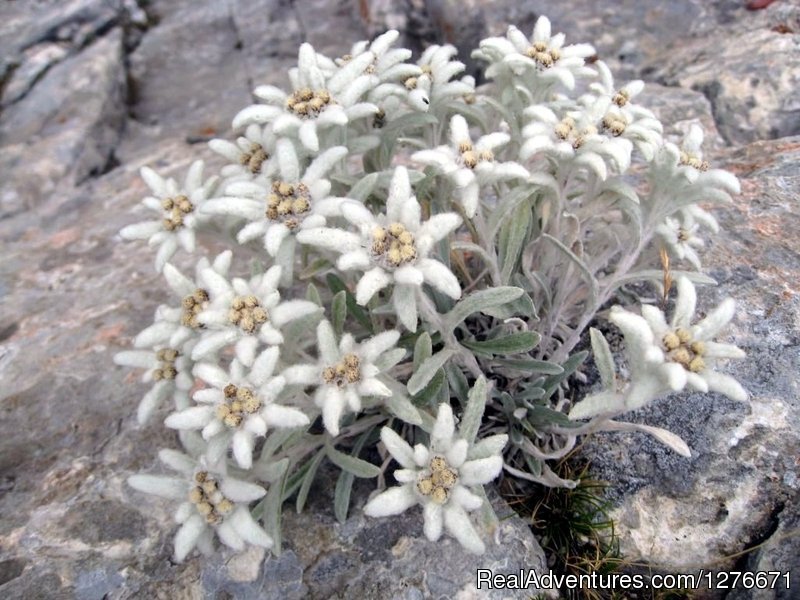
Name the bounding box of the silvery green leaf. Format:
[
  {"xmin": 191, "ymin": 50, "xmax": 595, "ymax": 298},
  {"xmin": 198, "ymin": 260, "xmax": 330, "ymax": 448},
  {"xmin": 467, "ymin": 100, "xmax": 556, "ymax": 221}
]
[
  {"xmin": 590, "ymin": 327, "xmax": 616, "ymax": 390},
  {"xmin": 306, "ymin": 282, "xmax": 322, "ymax": 306},
  {"xmin": 413, "ymin": 331, "xmax": 432, "ymax": 371},
  {"xmin": 331, "ymin": 290, "xmax": 346, "ymax": 336},
  {"xmin": 381, "ymin": 112, "xmax": 439, "ymax": 137},
  {"xmin": 461, "ymin": 331, "xmax": 540, "ymax": 356},
  {"xmin": 499, "ymin": 202, "xmax": 532, "ymax": 284},
  {"xmin": 541, "ymin": 234, "xmax": 598, "ymax": 306},
  {"xmin": 477, "ymin": 486, "xmax": 500, "ymax": 537},
  {"xmin": 334, "ymin": 469, "xmax": 355, "ymax": 525},
  {"xmin": 254, "ymin": 457, "xmax": 289, "ymax": 483},
  {"xmin": 385, "ymin": 389, "xmax": 423, "ymax": 426},
  {"xmin": 374, "ymin": 348, "xmax": 406, "ymax": 371},
  {"xmin": 349, "ymin": 172, "xmax": 380, "ymax": 202},
  {"xmin": 568, "ymin": 390, "xmax": 623, "ymax": 420},
  {"xmin": 326, "ymin": 444, "xmax": 381, "ymax": 478},
  {"xmin": 494, "ymin": 357, "xmax": 563, "ymax": 375},
  {"xmin": 413, "ymin": 368, "xmax": 446, "ymax": 406},
  {"xmin": 299, "ymin": 257, "xmax": 333, "ymax": 280},
  {"xmin": 542, "ymin": 351, "xmax": 588, "ymax": 400},
  {"xmin": 326, "ymin": 274, "xmax": 373, "ymax": 333},
  {"xmin": 260, "ymin": 471, "xmax": 285, "ymax": 554},
  {"xmin": 460, "ymin": 376, "xmax": 487, "ymax": 445},
  {"xmin": 445, "ymin": 363, "xmax": 469, "ymax": 405},
  {"xmin": 445, "ymin": 287, "xmax": 524, "ymax": 330},
  {"xmin": 407, "ymin": 349, "xmax": 455, "ymax": 395},
  {"xmin": 606, "ymin": 421, "xmax": 691, "ymax": 457},
  {"xmin": 488, "ymin": 186, "xmax": 536, "ymax": 238},
  {"xmin": 295, "ymin": 449, "xmax": 326, "ymax": 513},
  {"xmin": 482, "ymin": 276, "xmax": 536, "ymax": 320},
  {"xmin": 347, "ymin": 134, "xmax": 381, "ymax": 154},
  {"xmin": 614, "ymin": 269, "xmax": 717, "ymax": 287}
]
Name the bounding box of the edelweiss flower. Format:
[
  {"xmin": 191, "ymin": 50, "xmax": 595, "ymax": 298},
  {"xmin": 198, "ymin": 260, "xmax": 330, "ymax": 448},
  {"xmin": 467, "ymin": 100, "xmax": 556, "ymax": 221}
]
[
  {"xmin": 114, "ymin": 344, "xmax": 194, "ymax": 424},
  {"xmin": 521, "ymin": 99, "xmax": 634, "ymax": 179},
  {"xmin": 120, "ymin": 161, "xmax": 219, "ymax": 272},
  {"xmin": 283, "ymin": 320, "xmax": 400, "ymax": 436},
  {"xmin": 133, "ymin": 251, "xmax": 232, "ymax": 352},
  {"xmin": 202, "ymin": 141, "xmax": 348, "ymax": 266},
  {"xmin": 336, "ymin": 30, "xmax": 419, "ymax": 84},
  {"xmin": 402, "ymin": 44, "xmax": 474, "ymax": 112},
  {"xmin": 363, "ymin": 404, "xmax": 505, "ymax": 554},
  {"xmin": 609, "ymin": 276, "xmax": 747, "ymax": 411},
  {"xmin": 412, "ymin": 114, "xmax": 529, "ymax": 217},
  {"xmin": 165, "ymin": 348, "xmax": 308, "ymax": 469},
  {"xmin": 474, "ymin": 17, "xmax": 595, "ymax": 91},
  {"xmin": 297, "ymin": 167, "xmax": 462, "ymax": 331},
  {"xmin": 656, "ymin": 215, "xmax": 705, "ymax": 270},
  {"xmin": 208, "ymin": 123, "xmax": 277, "ymax": 182},
  {"xmin": 232, "ymin": 43, "xmax": 378, "ymax": 151},
  {"xmin": 128, "ymin": 450, "xmax": 272, "ymax": 561},
  {"xmin": 192, "ymin": 264, "xmax": 321, "ymax": 366},
  {"xmin": 674, "ymin": 124, "xmax": 711, "ymax": 183}
]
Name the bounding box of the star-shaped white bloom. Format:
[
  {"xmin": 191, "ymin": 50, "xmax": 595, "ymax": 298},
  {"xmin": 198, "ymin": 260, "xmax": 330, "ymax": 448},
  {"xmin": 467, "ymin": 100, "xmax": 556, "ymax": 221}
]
[
  {"xmin": 412, "ymin": 114, "xmax": 529, "ymax": 217},
  {"xmin": 202, "ymin": 140, "xmax": 348, "ymax": 266},
  {"xmin": 165, "ymin": 348, "xmax": 309, "ymax": 469},
  {"xmin": 363, "ymin": 403, "xmax": 505, "ymax": 554},
  {"xmin": 337, "ymin": 30, "xmax": 419, "ymax": 84},
  {"xmin": 133, "ymin": 251, "xmax": 233, "ymax": 352},
  {"xmin": 128, "ymin": 450, "xmax": 272, "ymax": 561},
  {"xmin": 283, "ymin": 320, "xmax": 400, "ymax": 436},
  {"xmin": 605, "ymin": 277, "xmax": 747, "ymax": 414},
  {"xmin": 232, "ymin": 43, "xmax": 379, "ymax": 152},
  {"xmin": 208, "ymin": 123, "xmax": 277, "ymax": 183},
  {"xmin": 656, "ymin": 215, "xmax": 705, "ymax": 270},
  {"xmin": 402, "ymin": 44, "xmax": 475, "ymax": 112},
  {"xmin": 120, "ymin": 161, "xmax": 219, "ymax": 272},
  {"xmin": 192, "ymin": 264, "xmax": 321, "ymax": 366},
  {"xmin": 297, "ymin": 166, "xmax": 462, "ymax": 331},
  {"xmin": 474, "ymin": 17, "xmax": 595, "ymax": 91},
  {"xmin": 114, "ymin": 344, "xmax": 194, "ymax": 424},
  {"xmin": 520, "ymin": 98, "xmax": 634, "ymax": 180}
]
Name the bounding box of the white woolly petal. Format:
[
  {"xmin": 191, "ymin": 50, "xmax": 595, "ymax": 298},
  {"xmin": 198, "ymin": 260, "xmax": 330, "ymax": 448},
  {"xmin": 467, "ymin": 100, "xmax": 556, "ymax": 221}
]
[
  {"xmin": 356, "ymin": 267, "xmax": 392, "ymax": 305},
  {"xmin": 216, "ymin": 521, "xmax": 245, "ymax": 551},
  {"xmin": 229, "ymin": 506, "xmax": 273, "ymax": 548},
  {"xmin": 232, "ymin": 104, "xmax": 282, "ymax": 129},
  {"xmin": 671, "ymin": 277, "xmax": 697, "ymax": 329},
  {"xmin": 703, "ymin": 341, "xmax": 746, "ymax": 359},
  {"xmin": 128, "ymin": 474, "xmax": 186, "ymax": 499},
  {"xmin": 693, "ymin": 298, "xmax": 736, "ymax": 340},
  {"xmin": 381, "ymin": 427, "xmax": 416, "ymax": 468},
  {"xmin": 417, "ymin": 258, "xmax": 461, "ymax": 299},
  {"xmin": 120, "ymin": 221, "xmax": 162, "ymax": 240},
  {"xmin": 393, "ymin": 265, "xmax": 424, "ymax": 286},
  {"xmin": 432, "ymin": 403, "xmax": 455, "ymax": 445},
  {"xmin": 414, "ymin": 444, "xmax": 430, "ymax": 466},
  {"xmin": 386, "ymin": 167, "xmax": 411, "ymax": 221},
  {"xmin": 114, "ymin": 350, "xmax": 156, "ymax": 369},
  {"xmin": 264, "ymin": 223, "xmax": 290, "ymax": 257},
  {"xmin": 283, "ymin": 364, "xmax": 320, "ymax": 385},
  {"xmin": 446, "ymin": 439, "xmax": 469, "ymax": 468},
  {"xmin": 232, "ymin": 430, "xmax": 255, "ymax": 469},
  {"xmin": 321, "ymin": 387, "xmax": 346, "ymax": 435},
  {"xmin": 262, "ymin": 404, "xmax": 310, "ymax": 428},
  {"xmin": 442, "ymin": 504, "xmax": 485, "ymax": 555},
  {"xmin": 337, "ymin": 250, "xmax": 371, "ymax": 271},
  {"xmin": 235, "ymin": 335, "xmax": 259, "ymax": 367},
  {"xmin": 317, "ymin": 319, "xmax": 339, "ymax": 364},
  {"xmin": 137, "ymin": 381, "xmax": 172, "ymax": 424},
  {"xmin": 703, "ymin": 371, "xmax": 748, "ymax": 402},
  {"xmin": 191, "ymin": 330, "xmax": 239, "ymax": 361},
  {"xmin": 451, "ymin": 485, "xmax": 483, "ymax": 511},
  {"xmin": 359, "ymin": 330, "xmax": 400, "ymax": 361},
  {"xmin": 271, "ymin": 300, "xmax": 320, "ymax": 326},
  {"xmin": 298, "ymin": 121, "xmax": 319, "ymax": 152},
  {"xmin": 686, "ymin": 371, "xmax": 710, "ymax": 392},
  {"xmin": 296, "ymin": 227, "xmax": 361, "ymax": 251},
  {"xmin": 423, "ymin": 502, "xmax": 443, "ymax": 541},
  {"xmin": 154, "ymin": 238, "xmax": 178, "ymax": 273},
  {"xmin": 363, "ymin": 485, "xmax": 417, "ymax": 517},
  {"xmin": 392, "ymin": 284, "xmax": 418, "ymax": 332},
  {"xmin": 220, "ymin": 478, "xmax": 267, "ymax": 503},
  {"xmin": 459, "ymin": 456, "xmax": 503, "ymax": 486},
  {"xmin": 140, "ymin": 166, "xmax": 167, "ymax": 196},
  {"xmin": 164, "ymin": 406, "xmax": 214, "ymax": 430},
  {"xmin": 174, "ymin": 514, "xmax": 206, "ymax": 561},
  {"xmin": 358, "ymin": 378, "xmax": 391, "ymax": 397},
  {"xmin": 419, "ymin": 213, "xmax": 462, "ymax": 244}
]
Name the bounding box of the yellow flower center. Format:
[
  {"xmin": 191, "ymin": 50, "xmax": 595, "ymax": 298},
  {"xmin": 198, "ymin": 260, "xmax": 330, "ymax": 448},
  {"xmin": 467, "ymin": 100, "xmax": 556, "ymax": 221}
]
[
  {"xmin": 266, "ymin": 181, "xmax": 311, "ymax": 231},
  {"xmin": 416, "ymin": 455, "xmax": 459, "ymax": 505},
  {"xmin": 602, "ymin": 114, "xmax": 627, "ymax": 136},
  {"xmin": 525, "ymin": 41, "xmax": 560, "ymax": 68},
  {"xmin": 679, "ymin": 151, "xmax": 709, "ymax": 171},
  {"xmin": 322, "ymin": 353, "xmax": 362, "ymax": 387},
  {"xmin": 371, "ymin": 223, "xmax": 417, "ymax": 267},
  {"xmin": 239, "ymin": 143, "xmax": 269, "ymax": 175},
  {"xmin": 457, "ymin": 140, "xmax": 494, "ymax": 169},
  {"xmin": 152, "ymin": 348, "xmax": 180, "ymax": 381},
  {"xmin": 663, "ymin": 328, "xmax": 706, "ymax": 372},
  {"xmin": 161, "ymin": 194, "xmax": 193, "ymax": 231},
  {"xmin": 215, "ymin": 383, "xmax": 263, "ymax": 428},
  {"xmin": 189, "ymin": 472, "xmax": 234, "ymax": 525},
  {"xmin": 180, "ymin": 288, "xmax": 208, "ymax": 329},
  {"xmin": 228, "ymin": 295, "xmax": 269, "ymax": 334},
  {"xmin": 286, "ymin": 88, "xmax": 333, "ymax": 118}
]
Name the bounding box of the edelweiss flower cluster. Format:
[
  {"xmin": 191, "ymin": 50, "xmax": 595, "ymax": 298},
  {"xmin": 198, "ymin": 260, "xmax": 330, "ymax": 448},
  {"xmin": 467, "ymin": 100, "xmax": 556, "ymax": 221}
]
[{"xmin": 118, "ymin": 16, "xmax": 748, "ymax": 566}]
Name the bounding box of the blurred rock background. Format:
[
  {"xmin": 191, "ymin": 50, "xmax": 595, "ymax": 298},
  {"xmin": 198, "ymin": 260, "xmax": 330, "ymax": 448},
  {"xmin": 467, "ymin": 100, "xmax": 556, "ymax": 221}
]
[{"xmin": 0, "ymin": 0, "xmax": 797, "ymax": 598}]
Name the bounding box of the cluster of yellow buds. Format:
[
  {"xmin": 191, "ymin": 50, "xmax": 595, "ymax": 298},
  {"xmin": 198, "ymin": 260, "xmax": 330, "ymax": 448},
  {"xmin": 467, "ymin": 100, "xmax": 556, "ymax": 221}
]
[
  {"xmin": 180, "ymin": 288, "xmax": 209, "ymax": 328},
  {"xmin": 371, "ymin": 222, "xmax": 417, "ymax": 267},
  {"xmin": 525, "ymin": 41, "xmax": 561, "ymax": 68},
  {"xmin": 416, "ymin": 456, "xmax": 459, "ymax": 505},
  {"xmin": 215, "ymin": 383, "xmax": 262, "ymax": 428},
  {"xmin": 663, "ymin": 328, "xmax": 706, "ymax": 373},
  {"xmin": 322, "ymin": 353, "xmax": 361, "ymax": 387},
  {"xmin": 266, "ymin": 181, "xmax": 311, "ymax": 230},
  {"xmin": 612, "ymin": 89, "xmax": 631, "ymax": 107},
  {"xmin": 228, "ymin": 295, "xmax": 268, "ymax": 334},
  {"xmin": 153, "ymin": 348, "xmax": 179, "ymax": 380},
  {"xmin": 554, "ymin": 116, "xmax": 596, "ymax": 149},
  {"xmin": 188, "ymin": 472, "xmax": 234, "ymax": 525},
  {"xmin": 161, "ymin": 194, "xmax": 193, "ymax": 231},
  {"xmin": 679, "ymin": 151, "xmax": 710, "ymax": 172},
  {"xmin": 239, "ymin": 142, "xmax": 269, "ymax": 175},
  {"xmin": 601, "ymin": 113, "xmax": 628, "ymax": 137},
  {"xmin": 286, "ymin": 87, "xmax": 333, "ymax": 118},
  {"xmin": 403, "ymin": 65, "xmax": 433, "ymax": 90},
  {"xmin": 458, "ymin": 140, "xmax": 494, "ymax": 169}
]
